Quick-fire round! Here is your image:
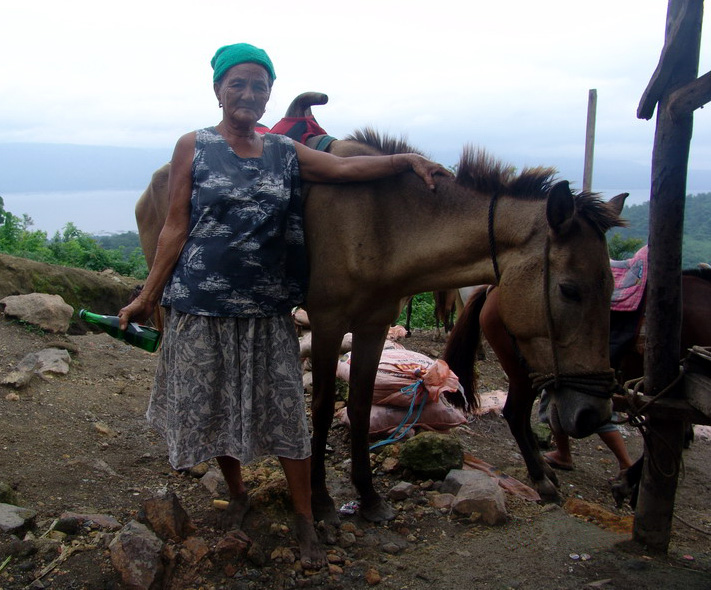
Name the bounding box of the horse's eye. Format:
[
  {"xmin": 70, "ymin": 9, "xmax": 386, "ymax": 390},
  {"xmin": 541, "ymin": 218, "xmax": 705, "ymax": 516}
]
[{"xmin": 559, "ymin": 283, "xmax": 581, "ymax": 302}]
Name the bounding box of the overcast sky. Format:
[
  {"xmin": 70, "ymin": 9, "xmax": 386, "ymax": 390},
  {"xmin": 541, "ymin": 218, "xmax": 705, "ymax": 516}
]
[{"xmin": 1, "ymin": 0, "xmax": 710, "ymax": 232}]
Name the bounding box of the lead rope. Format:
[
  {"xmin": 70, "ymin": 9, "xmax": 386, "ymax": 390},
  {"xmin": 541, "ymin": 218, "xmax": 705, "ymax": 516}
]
[
  {"xmin": 488, "ymin": 191, "xmax": 502, "ymax": 283},
  {"xmin": 488, "ymin": 193, "xmax": 615, "ymax": 398},
  {"xmin": 615, "ymin": 370, "xmax": 686, "ymax": 479},
  {"xmin": 542, "ymin": 235, "xmax": 561, "ymax": 388}
]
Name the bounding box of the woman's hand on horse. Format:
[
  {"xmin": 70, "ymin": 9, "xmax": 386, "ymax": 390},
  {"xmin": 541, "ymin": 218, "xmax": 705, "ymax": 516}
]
[{"xmin": 401, "ymin": 154, "xmax": 453, "ymax": 190}]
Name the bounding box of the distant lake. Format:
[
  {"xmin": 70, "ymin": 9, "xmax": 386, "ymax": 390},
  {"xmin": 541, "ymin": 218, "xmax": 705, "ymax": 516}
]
[{"xmin": 1, "ymin": 190, "xmax": 142, "ymax": 236}]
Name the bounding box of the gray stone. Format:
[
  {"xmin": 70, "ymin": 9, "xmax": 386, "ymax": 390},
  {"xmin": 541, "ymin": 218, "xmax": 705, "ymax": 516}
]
[
  {"xmin": 199, "ymin": 467, "xmax": 226, "ymax": 496},
  {"xmin": 388, "ymin": 481, "xmax": 417, "ymax": 501},
  {"xmin": 1, "ymin": 348, "xmax": 72, "ymax": 388},
  {"xmin": 60, "ymin": 511, "xmax": 122, "ymax": 530},
  {"xmin": 0, "ymin": 502, "xmax": 37, "ymax": 534},
  {"xmin": 0, "ymin": 293, "xmax": 73, "ymax": 333},
  {"xmin": 440, "ymin": 469, "xmax": 490, "ymax": 495},
  {"xmin": 451, "ymin": 475, "xmax": 507, "ymax": 525}
]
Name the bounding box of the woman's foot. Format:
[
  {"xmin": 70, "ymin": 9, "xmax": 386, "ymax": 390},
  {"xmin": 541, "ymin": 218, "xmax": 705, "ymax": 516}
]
[
  {"xmin": 222, "ymin": 491, "xmax": 250, "ymax": 531},
  {"xmin": 294, "ymin": 514, "xmax": 327, "ymax": 570}
]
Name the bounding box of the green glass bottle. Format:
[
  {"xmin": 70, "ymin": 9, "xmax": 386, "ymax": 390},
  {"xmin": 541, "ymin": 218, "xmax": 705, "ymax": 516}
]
[{"xmin": 78, "ymin": 309, "xmax": 161, "ymax": 353}]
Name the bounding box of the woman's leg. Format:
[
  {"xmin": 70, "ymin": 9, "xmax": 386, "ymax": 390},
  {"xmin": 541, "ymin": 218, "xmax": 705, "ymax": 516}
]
[
  {"xmin": 279, "ymin": 456, "xmax": 327, "ymax": 569},
  {"xmin": 216, "ymin": 455, "xmax": 250, "ymax": 529}
]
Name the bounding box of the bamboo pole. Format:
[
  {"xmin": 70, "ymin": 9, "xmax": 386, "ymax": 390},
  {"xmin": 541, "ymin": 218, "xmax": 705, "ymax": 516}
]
[{"xmin": 583, "ymin": 89, "xmax": 597, "ymax": 192}]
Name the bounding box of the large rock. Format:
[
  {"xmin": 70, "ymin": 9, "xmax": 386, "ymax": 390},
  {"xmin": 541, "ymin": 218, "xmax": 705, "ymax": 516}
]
[
  {"xmin": 0, "ymin": 253, "xmax": 141, "ymax": 329},
  {"xmin": 445, "ymin": 470, "xmax": 508, "ymax": 525},
  {"xmin": 2, "ymin": 348, "xmax": 72, "ymax": 388},
  {"xmin": 398, "ymin": 431, "xmax": 464, "ymax": 480},
  {"xmin": 142, "ymin": 491, "xmax": 195, "ymax": 542},
  {"xmin": 0, "ymin": 293, "xmax": 73, "ymax": 333},
  {"xmin": 0, "ymin": 502, "xmax": 37, "ymax": 534},
  {"xmin": 109, "ymin": 520, "xmax": 164, "ymax": 590}
]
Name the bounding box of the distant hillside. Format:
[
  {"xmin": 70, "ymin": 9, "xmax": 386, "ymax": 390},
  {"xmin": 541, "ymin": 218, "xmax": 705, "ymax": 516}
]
[
  {"xmin": 610, "ymin": 192, "xmax": 711, "ymax": 267},
  {"xmin": 0, "ymin": 143, "xmax": 171, "ymax": 192},
  {"xmin": 2, "ymin": 141, "xmax": 711, "ymax": 196}
]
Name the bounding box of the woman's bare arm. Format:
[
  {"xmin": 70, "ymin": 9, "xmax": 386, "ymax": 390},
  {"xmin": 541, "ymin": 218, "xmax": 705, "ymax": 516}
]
[{"xmin": 293, "ymin": 142, "xmax": 451, "ymax": 190}]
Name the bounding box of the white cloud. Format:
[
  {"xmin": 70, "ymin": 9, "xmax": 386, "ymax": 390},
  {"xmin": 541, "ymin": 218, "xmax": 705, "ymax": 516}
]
[{"xmin": 1, "ymin": 0, "xmax": 709, "ymax": 170}]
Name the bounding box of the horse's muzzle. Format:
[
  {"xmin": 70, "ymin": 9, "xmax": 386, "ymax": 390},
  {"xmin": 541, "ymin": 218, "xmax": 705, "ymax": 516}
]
[{"xmin": 549, "ymin": 389, "xmax": 612, "ymax": 438}]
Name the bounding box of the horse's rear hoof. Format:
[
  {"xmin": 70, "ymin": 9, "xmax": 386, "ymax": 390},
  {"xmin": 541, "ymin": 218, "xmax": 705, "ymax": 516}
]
[
  {"xmin": 536, "ymin": 477, "xmax": 562, "ymax": 505},
  {"xmin": 360, "ymin": 497, "xmax": 396, "ymax": 522}
]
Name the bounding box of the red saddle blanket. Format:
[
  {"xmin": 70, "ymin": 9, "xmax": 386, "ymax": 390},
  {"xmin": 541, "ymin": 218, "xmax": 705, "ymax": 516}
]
[
  {"xmin": 269, "ymin": 116, "xmax": 328, "ymax": 144},
  {"xmin": 610, "ymin": 245, "xmax": 648, "ymax": 312}
]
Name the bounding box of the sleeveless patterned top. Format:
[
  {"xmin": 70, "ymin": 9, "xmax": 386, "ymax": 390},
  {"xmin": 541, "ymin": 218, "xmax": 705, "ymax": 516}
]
[{"xmin": 162, "ymin": 128, "xmax": 309, "ymax": 317}]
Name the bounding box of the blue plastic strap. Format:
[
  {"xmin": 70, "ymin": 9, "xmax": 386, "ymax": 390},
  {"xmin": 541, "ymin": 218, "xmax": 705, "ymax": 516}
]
[{"xmin": 369, "ymin": 380, "xmax": 427, "ymax": 451}]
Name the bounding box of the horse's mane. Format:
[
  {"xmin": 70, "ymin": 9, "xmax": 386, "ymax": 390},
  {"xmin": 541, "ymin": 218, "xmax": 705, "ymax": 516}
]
[
  {"xmin": 345, "ymin": 127, "xmax": 427, "ymax": 157},
  {"xmin": 456, "ymin": 146, "xmax": 625, "ymax": 234}
]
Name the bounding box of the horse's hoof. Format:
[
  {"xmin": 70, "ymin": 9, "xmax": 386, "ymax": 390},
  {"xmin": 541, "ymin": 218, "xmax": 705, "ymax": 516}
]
[
  {"xmin": 359, "ymin": 498, "xmax": 396, "ymax": 522},
  {"xmin": 312, "ymin": 494, "xmax": 340, "ymax": 527},
  {"xmin": 542, "ymin": 464, "xmax": 560, "ymax": 487},
  {"xmin": 536, "ymin": 478, "xmax": 562, "ymax": 505},
  {"xmin": 608, "ymin": 474, "xmax": 635, "ymax": 509}
]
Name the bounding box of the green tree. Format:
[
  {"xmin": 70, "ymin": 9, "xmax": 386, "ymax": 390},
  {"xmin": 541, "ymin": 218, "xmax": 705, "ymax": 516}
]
[
  {"xmin": 396, "ymin": 292, "xmax": 437, "ymax": 330},
  {"xmin": 0, "ymin": 199, "xmax": 148, "ymax": 279},
  {"xmin": 608, "ymin": 234, "xmax": 644, "ymax": 260}
]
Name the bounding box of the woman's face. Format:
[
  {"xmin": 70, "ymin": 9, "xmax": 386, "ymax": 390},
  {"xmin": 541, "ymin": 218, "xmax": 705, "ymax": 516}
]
[{"xmin": 214, "ymin": 62, "xmax": 272, "ymax": 126}]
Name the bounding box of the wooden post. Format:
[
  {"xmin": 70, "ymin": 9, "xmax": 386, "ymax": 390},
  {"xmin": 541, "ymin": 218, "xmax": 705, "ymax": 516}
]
[
  {"xmin": 633, "ymin": 0, "xmax": 704, "ymax": 552},
  {"xmin": 583, "ymin": 89, "xmax": 597, "ymax": 192}
]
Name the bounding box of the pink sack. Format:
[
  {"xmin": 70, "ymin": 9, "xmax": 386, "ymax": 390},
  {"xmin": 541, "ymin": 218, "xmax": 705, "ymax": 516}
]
[
  {"xmin": 336, "ymin": 349, "xmax": 461, "ymax": 407},
  {"xmin": 337, "ymin": 399, "xmax": 467, "ymax": 438}
]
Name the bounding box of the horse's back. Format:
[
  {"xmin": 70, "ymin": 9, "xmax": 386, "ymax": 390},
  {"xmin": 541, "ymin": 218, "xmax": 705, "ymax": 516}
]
[{"xmin": 135, "ymin": 163, "xmax": 170, "ymax": 268}]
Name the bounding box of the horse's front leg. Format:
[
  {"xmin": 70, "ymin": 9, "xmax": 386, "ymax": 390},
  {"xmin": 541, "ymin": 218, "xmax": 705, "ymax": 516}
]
[
  {"xmin": 348, "ymin": 328, "xmax": 395, "ymax": 522},
  {"xmin": 501, "ymin": 382, "xmax": 561, "ymax": 504},
  {"xmin": 310, "ymin": 325, "xmax": 348, "ymax": 525}
]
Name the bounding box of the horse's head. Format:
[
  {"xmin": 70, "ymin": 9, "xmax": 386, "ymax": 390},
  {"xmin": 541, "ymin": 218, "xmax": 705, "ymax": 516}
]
[{"xmin": 497, "ymin": 182, "xmax": 628, "ymax": 438}]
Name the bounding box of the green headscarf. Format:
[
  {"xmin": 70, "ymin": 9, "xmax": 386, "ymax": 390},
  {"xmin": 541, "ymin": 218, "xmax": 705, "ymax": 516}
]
[{"xmin": 211, "ymin": 43, "xmax": 276, "ymax": 83}]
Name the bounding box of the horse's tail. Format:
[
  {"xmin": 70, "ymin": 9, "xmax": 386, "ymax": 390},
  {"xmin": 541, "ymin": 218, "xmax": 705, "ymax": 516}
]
[{"xmin": 442, "ymin": 289, "xmax": 487, "ymax": 412}]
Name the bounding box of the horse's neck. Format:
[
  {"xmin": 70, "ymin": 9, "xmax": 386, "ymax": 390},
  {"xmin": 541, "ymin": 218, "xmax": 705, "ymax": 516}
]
[
  {"xmin": 398, "ymin": 186, "xmax": 547, "ymax": 291},
  {"xmin": 459, "ymin": 192, "xmax": 546, "ymax": 283}
]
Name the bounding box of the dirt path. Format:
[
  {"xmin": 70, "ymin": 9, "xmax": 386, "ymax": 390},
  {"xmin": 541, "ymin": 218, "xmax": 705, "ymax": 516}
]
[{"xmin": 1, "ymin": 318, "xmax": 710, "ymax": 589}]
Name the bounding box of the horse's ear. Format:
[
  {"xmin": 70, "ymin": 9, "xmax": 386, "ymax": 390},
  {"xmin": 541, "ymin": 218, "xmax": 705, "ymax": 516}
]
[
  {"xmin": 608, "ymin": 192, "xmax": 628, "ymax": 217},
  {"xmin": 546, "ymin": 181, "xmax": 575, "ymax": 234}
]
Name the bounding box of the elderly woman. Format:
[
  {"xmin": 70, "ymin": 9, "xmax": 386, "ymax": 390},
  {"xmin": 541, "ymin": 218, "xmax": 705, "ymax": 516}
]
[{"xmin": 119, "ymin": 42, "xmax": 449, "ymax": 569}]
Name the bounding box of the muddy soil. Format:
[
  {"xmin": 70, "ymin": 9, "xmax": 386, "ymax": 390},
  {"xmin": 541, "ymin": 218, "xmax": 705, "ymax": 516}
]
[{"xmin": 1, "ymin": 318, "xmax": 710, "ymax": 589}]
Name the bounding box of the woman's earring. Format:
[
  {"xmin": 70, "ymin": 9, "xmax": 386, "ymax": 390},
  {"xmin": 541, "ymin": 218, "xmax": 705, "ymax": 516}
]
[{"xmin": 219, "ymin": 102, "xmax": 223, "ymax": 108}]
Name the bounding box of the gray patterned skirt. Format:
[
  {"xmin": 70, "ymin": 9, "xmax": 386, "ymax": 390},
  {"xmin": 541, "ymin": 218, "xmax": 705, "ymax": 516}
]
[{"xmin": 147, "ymin": 309, "xmax": 311, "ymax": 470}]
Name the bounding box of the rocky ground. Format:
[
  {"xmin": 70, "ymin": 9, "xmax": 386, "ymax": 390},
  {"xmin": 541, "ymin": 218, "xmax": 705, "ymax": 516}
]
[{"xmin": 1, "ymin": 315, "xmax": 710, "ymax": 590}]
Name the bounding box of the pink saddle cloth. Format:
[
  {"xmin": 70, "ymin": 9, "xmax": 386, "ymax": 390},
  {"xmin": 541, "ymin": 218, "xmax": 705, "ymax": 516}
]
[{"xmin": 610, "ymin": 245, "xmax": 648, "ymax": 312}]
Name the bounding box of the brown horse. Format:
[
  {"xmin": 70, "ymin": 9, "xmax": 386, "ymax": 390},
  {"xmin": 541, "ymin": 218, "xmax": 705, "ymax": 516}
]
[
  {"xmin": 136, "ymin": 128, "xmax": 626, "ymax": 523},
  {"xmin": 443, "ymin": 268, "xmax": 711, "ymax": 504},
  {"xmin": 304, "ymin": 139, "xmax": 627, "ymax": 522}
]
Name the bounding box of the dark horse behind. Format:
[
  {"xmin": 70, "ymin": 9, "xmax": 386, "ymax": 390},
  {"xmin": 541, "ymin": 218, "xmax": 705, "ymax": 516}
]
[{"xmin": 442, "ymin": 267, "xmax": 711, "ymax": 504}]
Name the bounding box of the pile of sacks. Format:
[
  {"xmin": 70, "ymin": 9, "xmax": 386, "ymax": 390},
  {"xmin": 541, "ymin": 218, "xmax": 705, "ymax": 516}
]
[{"xmin": 294, "ymin": 308, "xmax": 467, "ymax": 441}]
